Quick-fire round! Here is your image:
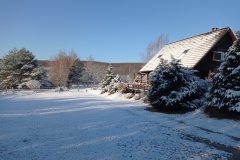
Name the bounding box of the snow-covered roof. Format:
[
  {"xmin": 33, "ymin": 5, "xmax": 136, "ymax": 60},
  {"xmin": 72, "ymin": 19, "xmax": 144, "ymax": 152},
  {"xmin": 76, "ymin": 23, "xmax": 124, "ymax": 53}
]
[{"xmin": 140, "ymin": 27, "xmax": 236, "ymax": 73}]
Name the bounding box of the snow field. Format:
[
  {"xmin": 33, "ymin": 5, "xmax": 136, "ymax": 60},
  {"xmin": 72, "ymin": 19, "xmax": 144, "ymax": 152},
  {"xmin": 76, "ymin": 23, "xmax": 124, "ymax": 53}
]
[{"xmin": 0, "ymin": 89, "xmax": 239, "ymax": 160}]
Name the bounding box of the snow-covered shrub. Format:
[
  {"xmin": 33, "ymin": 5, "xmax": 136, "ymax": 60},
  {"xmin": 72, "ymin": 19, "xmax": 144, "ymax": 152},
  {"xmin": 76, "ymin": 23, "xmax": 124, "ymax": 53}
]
[
  {"xmin": 148, "ymin": 59, "xmax": 208, "ymax": 112},
  {"xmin": 134, "ymin": 93, "xmax": 141, "ymax": 100},
  {"xmin": 142, "ymin": 95, "xmax": 150, "ymax": 104},
  {"xmin": 116, "ymin": 82, "xmax": 128, "ymax": 93},
  {"xmin": 55, "ymin": 86, "xmax": 68, "ymax": 92},
  {"xmin": 18, "ymin": 80, "xmax": 41, "ymax": 89},
  {"xmin": 40, "ymin": 80, "xmax": 55, "ymax": 89},
  {"xmin": 205, "ymin": 39, "xmax": 240, "ymax": 118},
  {"xmin": 125, "ymin": 93, "xmax": 134, "ymax": 99}
]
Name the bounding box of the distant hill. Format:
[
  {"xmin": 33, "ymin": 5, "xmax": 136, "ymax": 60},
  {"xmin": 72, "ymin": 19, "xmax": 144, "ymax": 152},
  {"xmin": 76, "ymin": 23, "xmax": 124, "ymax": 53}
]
[{"xmin": 39, "ymin": 60, "xmax": 144, "ymax": 83}]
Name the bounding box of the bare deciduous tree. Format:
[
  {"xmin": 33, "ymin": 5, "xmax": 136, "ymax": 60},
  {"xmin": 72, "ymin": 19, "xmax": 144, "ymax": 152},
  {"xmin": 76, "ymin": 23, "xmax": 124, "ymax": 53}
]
[
  {"xmin": 84, "ymin": 55, "xmax": 107, "ymax": 84},
  {"xmin": 86, "ymin": 55, "xmax": 95, "ymax": 61},
  {"xmin": 141, "ymin": 34, "xmax": 169, "ymax": 62},
  {"xmin": 48, "ymin": 51, "xmax": 77, "ymax": 86}
]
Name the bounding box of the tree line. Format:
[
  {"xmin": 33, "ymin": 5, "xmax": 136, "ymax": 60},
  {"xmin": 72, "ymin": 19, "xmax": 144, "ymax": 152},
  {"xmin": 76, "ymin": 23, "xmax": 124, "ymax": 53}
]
[{"xmin": 0, "ymin": 49, "xmax": 90, "ymax": 89}]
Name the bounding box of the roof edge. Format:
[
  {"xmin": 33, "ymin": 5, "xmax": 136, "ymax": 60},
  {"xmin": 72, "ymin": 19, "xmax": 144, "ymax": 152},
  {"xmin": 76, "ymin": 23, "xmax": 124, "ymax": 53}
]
[
  {"xmin": 193, "ymin": 27, "xmax": 236, "ymax": 68},
  {"xmin": 166, "ymin": 27, "xmax": 231, "ymax": 46}
]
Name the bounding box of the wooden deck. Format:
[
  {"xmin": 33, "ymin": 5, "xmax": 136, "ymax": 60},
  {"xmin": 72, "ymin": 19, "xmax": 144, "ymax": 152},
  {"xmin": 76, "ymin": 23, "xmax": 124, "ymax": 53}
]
[{"xmin": 127, "ymin": 83, "xmax": 150, "ymax": 93}]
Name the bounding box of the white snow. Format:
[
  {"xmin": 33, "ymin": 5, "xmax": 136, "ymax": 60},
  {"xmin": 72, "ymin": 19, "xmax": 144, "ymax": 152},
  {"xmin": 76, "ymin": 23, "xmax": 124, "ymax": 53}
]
[
  {"xmin": 225, "ymin": 89, "xmax": 240, "ymax": 98},
  {"xmin": 0, "ymin": 89, "xmax": 239, "ymax": 160}
]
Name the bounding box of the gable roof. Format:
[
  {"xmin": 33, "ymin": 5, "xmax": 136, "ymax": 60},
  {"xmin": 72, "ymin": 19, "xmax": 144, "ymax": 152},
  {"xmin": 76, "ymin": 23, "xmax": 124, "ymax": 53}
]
[{"xmin": 140, "ymin": 27, "xmax": 236, "ymax": 73}]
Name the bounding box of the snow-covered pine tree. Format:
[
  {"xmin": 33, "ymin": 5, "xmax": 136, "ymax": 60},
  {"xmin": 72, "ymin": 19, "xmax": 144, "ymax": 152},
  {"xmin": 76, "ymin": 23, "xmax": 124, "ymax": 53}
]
[
  {"xmin": 148, "ymin": 58, "xmax": 207, "ymax": 112},
  {"xmin": 205, "ymin": 39, "xmax": 240, "ymax": 117},
  {"xmin": 108, "ymin": 74, "xmax": 121, "ymax": 94},
  {"xmin": 0, "ymin": 48, "xmax": 53, "ymax": 89},
  {"xmin": 66, "ymin": 58, "xmax": 85, "ymax": 88},
  {"xmin": 101, "ymin": 64, "xmax": 115, "ymax": 93}
]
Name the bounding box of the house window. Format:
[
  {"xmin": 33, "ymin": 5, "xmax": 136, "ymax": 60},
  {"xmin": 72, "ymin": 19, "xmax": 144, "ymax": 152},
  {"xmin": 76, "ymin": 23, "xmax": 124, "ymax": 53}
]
[{"xmin": 212, "ymin": 51, "xmax": 225, "ymax": 62}]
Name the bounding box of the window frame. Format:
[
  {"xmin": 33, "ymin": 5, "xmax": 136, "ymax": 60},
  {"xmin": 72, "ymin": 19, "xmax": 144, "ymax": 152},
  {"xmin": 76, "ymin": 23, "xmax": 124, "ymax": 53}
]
[{"xmin": 212, "ymin": 51, "xmax": 225, "ymax": 62}]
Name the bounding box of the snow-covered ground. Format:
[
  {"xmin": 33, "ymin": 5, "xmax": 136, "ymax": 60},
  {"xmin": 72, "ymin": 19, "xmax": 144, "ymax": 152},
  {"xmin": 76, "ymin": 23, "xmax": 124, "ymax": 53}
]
[{"xmin": 0, "ymin": 89, "xmax": 239, "ymax": 160}]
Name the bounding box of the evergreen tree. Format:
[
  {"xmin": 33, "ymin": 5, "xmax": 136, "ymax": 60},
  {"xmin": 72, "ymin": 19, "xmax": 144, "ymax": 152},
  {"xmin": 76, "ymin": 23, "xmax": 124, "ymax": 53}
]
[
  {"xmin": 113, "ymin": 74, "xmax": 121, "ymax": 83},
  {"xmin": 101, "ymin": 64, "xmax": 115, "ymax": 92},
  {"xmin": 66, "ymin": 58, "xmax": 85, "ymax": 88},
  {"xmin": 108, "ymin": 74, "xmax": 121, "ymax": 94},
  {"xmin": 205, "ymin": 39, "xmax": 240, "ymax": 117},
  {"xmin": 0, "ymin": 48, "xmax": 53, "ymax": 89},
  {"xmin": 148, "ymin": 58, "xmax": 207, "ymax": 112}
]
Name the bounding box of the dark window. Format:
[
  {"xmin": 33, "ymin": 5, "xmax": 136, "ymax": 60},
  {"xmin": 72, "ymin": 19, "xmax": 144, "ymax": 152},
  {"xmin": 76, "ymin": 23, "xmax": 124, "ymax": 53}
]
[{"xmin": 213, "ymin": 51, "xmax": 225, "ymax": 61}]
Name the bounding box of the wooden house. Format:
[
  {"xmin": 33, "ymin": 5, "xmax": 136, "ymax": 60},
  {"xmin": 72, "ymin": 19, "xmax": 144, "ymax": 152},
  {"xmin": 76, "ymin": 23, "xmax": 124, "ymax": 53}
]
[{"xmin": 133, "ymin": 27, "xmax": 237, "ymax": 90}]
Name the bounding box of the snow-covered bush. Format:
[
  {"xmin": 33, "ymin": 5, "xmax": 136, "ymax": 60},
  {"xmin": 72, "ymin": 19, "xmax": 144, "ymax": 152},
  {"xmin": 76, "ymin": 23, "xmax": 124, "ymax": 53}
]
[
  {"xmin": 40, "ymin": 80, "xmax": 55, "ymax": 89},
  {"xmin": 125, "ymin": 93, "xmax": 134, "ymax": 99},
  {"xmin": 134, "ymin": 93, "xmax": 141, "ymax": 100},
  {"xmin": 142, "ymin": 95, "xmax": 150, "ymax": 104},
  {"xmin": 205, "ymin": 39, "xmax": 240, "ymax": 118},
  {"xmin": 148, "ymin": 59, "xmax": 208, "ymax": 112},
  {"xmin": 18, "ymin": 80, "xmax": 41, "ymax": 89},
  {"xmin": 116, "ymin": 82, "xmax": 128, "ymax": 93},
  {"xmin": 54, "ymin": 86, "xmax": 68, "ymax": 92}
]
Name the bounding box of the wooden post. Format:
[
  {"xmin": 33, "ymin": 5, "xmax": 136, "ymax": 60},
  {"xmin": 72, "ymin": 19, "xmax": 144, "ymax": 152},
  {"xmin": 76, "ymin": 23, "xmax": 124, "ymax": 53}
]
[
  {"xmin": 207, "ymin": 70, "xmax": 212, "ymax": 80},
  {"xmin": 147, "ymin": 73, "xmax": 149, "ymax": 84}
]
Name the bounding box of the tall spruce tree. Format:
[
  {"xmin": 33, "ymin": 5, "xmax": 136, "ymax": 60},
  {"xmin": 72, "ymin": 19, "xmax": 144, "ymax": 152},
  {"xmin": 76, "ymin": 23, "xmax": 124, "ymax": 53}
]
[
  {"xmin": 101, "ymin": 64, "xmax": 115, "ymax": 92},
  {"xmin": 66, "ymin": 58, "xmax": 85, "ymax": 88},
  {"xmin": 0, "ymin": 48, "xmax": 52, "ymax": 89},
  {"xmin": 205, "ymin": 39, "xmax": 240, "ymax": 116},
  {"xmin": 148, "ymin": 58, "xmax": 207, "ymax": 112}
]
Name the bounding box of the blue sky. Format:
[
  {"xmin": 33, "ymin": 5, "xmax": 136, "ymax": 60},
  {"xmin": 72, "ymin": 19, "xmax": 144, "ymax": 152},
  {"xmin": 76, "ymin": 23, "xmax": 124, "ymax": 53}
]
[{"xmin": 0, "ymin": 0, "xmax": 239, "ymax": 62}]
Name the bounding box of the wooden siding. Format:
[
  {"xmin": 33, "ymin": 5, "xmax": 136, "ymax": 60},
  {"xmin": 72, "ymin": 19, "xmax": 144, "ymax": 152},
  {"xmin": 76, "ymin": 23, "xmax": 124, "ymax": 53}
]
[{"xmin": 194, "ymin": 31, "xmax": 234, "ymax": 79}]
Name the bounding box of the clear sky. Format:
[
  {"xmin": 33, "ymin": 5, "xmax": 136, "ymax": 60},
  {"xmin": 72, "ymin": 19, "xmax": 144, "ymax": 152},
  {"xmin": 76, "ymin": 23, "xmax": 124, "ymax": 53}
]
[{"xmin": 0, "ymin": 0, "xmax": 239, "ymax": 62}]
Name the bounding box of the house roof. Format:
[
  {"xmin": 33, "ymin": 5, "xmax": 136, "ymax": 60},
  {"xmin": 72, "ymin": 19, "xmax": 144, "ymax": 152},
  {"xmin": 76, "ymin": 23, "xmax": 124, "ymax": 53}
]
[{"xmin": 140, "ymin": 27, "xmax": 236, "ymax": 73}]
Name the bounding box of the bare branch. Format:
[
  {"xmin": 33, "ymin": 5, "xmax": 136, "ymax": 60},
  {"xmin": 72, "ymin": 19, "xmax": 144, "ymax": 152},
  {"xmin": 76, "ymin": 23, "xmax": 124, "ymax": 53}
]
[{"xmin": 141, "ymin": 34, "xmax": 169, "ymax": 62}]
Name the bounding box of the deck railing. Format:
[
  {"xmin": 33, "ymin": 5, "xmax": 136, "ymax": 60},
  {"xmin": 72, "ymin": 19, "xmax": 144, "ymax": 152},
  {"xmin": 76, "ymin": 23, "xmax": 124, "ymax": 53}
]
[{"xmin": 127, "ymin": 83, "xmax": 150, "ymax": 92}]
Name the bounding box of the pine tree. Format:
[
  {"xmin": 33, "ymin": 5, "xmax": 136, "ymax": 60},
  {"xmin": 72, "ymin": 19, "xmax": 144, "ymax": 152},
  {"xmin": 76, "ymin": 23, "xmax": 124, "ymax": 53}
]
[
  {"xmin": 108, "ymin": 74, "xmax": 122, "ymax": 94},
  {"xmin": 148, "ymin": 58, "xmax": 207, "ymax": 112},
  {"xmin": 205, "ymin": 39, "xmax": 240, "ymax": 117},
  {"xmin": 101, "ymin": 64, "xmax": 115, "ymax": 93},
  {"xmin": 0, "ymin": 48, "xmax": 53, "ymax": 89},
  {"xmin": 66, "ymin": 58, "xmax": 85, "ymax": 88}
]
